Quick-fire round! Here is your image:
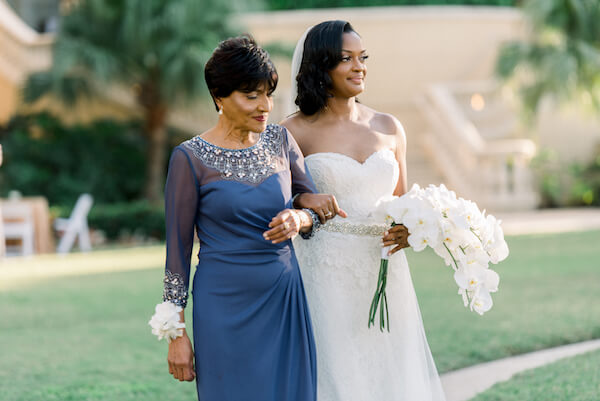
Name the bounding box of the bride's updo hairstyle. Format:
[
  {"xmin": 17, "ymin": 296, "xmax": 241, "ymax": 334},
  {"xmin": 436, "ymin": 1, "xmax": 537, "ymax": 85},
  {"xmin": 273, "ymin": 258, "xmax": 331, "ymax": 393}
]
[
  {"xmin": 295, "ymin": 20, "xmax": 358, "ymax": 116},
  {"xmin": 205, "ymin": 35, "xmax": 278, "ymax": 111}
]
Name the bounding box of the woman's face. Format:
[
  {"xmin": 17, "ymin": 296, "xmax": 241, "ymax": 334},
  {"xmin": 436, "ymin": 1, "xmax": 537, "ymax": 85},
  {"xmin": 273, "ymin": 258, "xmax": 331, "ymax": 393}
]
[
  {"xmin": 217, "ymin": 83, "xmax": 273, "ymax": 133},
  {"xmin": 328, "ymin": 31, "xmax": 368, "ymax": 98}
]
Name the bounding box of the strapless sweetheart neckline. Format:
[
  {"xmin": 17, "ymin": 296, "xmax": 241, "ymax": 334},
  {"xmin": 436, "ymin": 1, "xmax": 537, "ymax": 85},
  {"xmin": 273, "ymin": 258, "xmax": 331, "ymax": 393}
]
[{"xmin": 304, "ymin": 148, "xmax": 395, "ymax": 165}]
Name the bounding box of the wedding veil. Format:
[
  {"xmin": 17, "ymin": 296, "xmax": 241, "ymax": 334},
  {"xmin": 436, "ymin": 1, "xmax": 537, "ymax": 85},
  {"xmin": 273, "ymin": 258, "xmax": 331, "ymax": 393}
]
[{"xmin": 288, "ymin": 26, "xmax": 313, "ymax": 114}]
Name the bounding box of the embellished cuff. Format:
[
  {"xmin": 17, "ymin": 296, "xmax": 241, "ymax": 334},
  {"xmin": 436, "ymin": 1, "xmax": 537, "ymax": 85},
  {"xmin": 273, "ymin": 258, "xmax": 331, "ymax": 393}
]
[
  {"xmin": 300, "ymin": 208, "xmax": 321, "ymax": 240},
  {"xmin": 163, "ymin": 271, "xmax": 189, "ymax": 308}
]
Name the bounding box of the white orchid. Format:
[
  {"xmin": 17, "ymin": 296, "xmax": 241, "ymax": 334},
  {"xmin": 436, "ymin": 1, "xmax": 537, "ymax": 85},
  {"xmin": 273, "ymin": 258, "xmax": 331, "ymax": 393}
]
[
  {"xmin": 487, "ymin": 216, "xmax": 510, "ymax": 264},
  {"xmin": 470, "ymin": 287, "xmax": 494, "ymax": 315},
  {"xmin": 454, "ymin": 265, "xmax": 486, "ymax": 291},
  {"xmin": 371, "ymin": 184, "xmax": 507, "ymax": 319},
  {"xmin": 461, "ymin": 242, "xmax": 492, "ymax": 269}
]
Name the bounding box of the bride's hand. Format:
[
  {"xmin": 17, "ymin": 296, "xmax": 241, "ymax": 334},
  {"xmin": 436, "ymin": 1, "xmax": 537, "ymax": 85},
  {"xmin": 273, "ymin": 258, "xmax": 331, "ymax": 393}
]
[
  {"xmin": 293, "ymin": 193, "xmax": 347, "ymax": 223},
  {"xmin": 382, "ymin": 224, "xmax": 410, "ymax": 255},
  {"xmin": 168, "ymin": 331, "xmax": 195, "ymax": 382}
]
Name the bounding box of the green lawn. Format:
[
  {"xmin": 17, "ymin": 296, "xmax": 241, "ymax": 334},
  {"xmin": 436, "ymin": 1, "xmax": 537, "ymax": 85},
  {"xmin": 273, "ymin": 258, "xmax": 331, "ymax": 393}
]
[
  {"xmin": 0, "ymin": 230, "xmax": 599, "ymax": 400},
  {"xmin": 469, "ymin": 349, "xmax": 600, "ymax": 401},
  {"xmin": 408, "ymin": 230, "xmax": 600, "ymax": 373}
]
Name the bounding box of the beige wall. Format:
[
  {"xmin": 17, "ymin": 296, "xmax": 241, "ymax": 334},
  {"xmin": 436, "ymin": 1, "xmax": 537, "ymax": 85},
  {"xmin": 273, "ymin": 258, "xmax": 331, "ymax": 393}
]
[
  {"xmin": 537, "ymin": 101, "xmax": 600, "ymax": 164},
  {"xmin": 245, "ymin": 6, "xmax": 527, "ymax": 133},
  {"xmin": 245, "ymin": 7, "xmax": 600, "ymax": 164}
]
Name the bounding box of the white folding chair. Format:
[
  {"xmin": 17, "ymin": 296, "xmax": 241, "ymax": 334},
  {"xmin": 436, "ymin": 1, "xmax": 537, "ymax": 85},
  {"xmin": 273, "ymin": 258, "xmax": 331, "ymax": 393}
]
[
  {"xmin": 54, "ymin": 193, "xmax": 94, "ymax": 254},
  {"xmin": 1, "ymin": 201, "xmax": 35, "ymax": 256}
]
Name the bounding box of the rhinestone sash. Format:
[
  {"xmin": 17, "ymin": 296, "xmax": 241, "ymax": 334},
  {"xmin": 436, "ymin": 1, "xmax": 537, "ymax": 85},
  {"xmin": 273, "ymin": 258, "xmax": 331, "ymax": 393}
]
[{"xmin": 319, "ymin": 220, "xmax": 387, "ymax": 237}]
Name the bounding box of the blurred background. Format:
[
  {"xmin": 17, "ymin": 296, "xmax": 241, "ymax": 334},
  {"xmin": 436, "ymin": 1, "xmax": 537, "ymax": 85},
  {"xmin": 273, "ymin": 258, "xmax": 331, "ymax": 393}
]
[
  {"xmin": 0, "ymin": 1, "xmax": 599, "ymax": 401},
  {"xmin": 1, "ymin": 0, "xmax": 599, "ymax": 251}
]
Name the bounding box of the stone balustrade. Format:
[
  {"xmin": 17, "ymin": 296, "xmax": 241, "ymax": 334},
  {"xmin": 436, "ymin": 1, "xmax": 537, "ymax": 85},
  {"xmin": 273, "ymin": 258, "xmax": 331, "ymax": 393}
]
[{"xmin": 420, "ymin": 81, "xmax": 538, "ymax": 211}]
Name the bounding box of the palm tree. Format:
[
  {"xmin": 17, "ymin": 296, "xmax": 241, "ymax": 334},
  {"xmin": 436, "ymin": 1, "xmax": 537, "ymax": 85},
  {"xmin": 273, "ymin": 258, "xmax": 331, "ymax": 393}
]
[
  {"xmin": 24, "ymin": 0, "xmax": 239, "ymax": 203},
  {"xmin": 496, "ymin": 0, "xmax": 600, "ymax": 120}
]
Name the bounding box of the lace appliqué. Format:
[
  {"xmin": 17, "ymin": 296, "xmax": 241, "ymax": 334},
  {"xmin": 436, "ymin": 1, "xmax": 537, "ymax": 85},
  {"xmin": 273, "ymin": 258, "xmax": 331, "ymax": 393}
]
[
  {"xmin": 183, "ymin": 124, "xmax": 284, "ymax": 184},
  {"xmin": 163, "ymin": 271, "xmax": 188, "ymax": 308}
]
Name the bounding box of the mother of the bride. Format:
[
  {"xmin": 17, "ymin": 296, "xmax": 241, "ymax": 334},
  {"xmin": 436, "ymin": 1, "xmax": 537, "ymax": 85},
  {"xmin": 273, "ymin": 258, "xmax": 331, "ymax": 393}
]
[{"xmin": 150, "ymin": 36, "xmax": 334, "ymax": 401}]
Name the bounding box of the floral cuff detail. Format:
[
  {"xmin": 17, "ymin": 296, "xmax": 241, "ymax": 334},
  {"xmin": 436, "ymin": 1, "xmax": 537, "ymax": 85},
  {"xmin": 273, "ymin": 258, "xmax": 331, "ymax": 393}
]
[
  {"xmin": 300, "ymin": 208, "xmax": 321, "ymax": 240},
  {"xmin": 163, "ymin": 271, "xmax": 188, "ymax": 308},
  {"xmin": 149, "ymin": 301, "xmax": 185, "ymax": 343}
]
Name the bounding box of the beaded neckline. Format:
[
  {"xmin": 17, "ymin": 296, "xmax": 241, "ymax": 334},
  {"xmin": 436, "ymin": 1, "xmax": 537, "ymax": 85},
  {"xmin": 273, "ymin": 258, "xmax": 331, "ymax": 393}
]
[{"xmin": 183, "ymin": 124, "xmax": 285, "ymax": 184}]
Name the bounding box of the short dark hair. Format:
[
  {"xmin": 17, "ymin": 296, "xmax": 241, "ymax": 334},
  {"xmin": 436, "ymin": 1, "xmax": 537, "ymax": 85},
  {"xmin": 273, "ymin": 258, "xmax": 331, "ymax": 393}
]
[
  {"xmin": 205, "ymin": 36, "xmax": 278, "ymax": 111},
  {"xmin": 295, "ymin": 21, "xmax": 358, "ymax": 116}
]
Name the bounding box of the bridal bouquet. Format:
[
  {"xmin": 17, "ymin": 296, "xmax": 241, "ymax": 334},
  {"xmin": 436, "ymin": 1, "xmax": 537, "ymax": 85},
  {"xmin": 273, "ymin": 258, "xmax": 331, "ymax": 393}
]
[{"xmin": 368, "ymin": 184, "xmax": 508, "ymax": 332}]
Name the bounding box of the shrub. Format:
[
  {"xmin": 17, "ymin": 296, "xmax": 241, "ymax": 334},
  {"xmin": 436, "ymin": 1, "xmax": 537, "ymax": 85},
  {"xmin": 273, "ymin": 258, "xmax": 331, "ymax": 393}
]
[
  {"xmin": 87, "ymin": 201, "xmax": 165, "ymax": 241},
  {"xmin": 54, "ymin": 200, "xmax": 166, "ymax": 241},
  {"xmin": 531, "ymin": 146, "xmax": 600, "ymax": 207},
  {"xmin": 0, "ymin": 112, "xmax": 147, "ymax": 205}
]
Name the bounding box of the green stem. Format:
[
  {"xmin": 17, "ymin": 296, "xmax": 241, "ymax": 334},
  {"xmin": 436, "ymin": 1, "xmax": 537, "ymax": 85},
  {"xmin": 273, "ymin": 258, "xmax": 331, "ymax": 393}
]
[
  {"xmin": 470, "ymin": 227, "xmax": 482, "ymax": 243},
  {"xmin": 368, "ymin": 259, "xmax": 390, "ymax": 332},
  {"xmin": 443, "ymin": 242, "xmax": 459, "ymax": 271},
  {"xmin": 443, "ymin": 242, "xmax": 471, "ymax": 304}
]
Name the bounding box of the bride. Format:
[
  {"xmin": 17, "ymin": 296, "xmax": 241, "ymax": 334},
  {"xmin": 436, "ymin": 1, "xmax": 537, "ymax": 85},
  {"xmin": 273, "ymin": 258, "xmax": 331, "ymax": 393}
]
[{"xmin": 282, "ymin": 21, "xmax": 447, "ymax": 401}]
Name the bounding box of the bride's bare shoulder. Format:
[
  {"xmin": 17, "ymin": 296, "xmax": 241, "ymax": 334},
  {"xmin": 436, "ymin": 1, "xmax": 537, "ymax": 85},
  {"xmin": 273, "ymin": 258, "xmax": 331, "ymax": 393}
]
[{"xmin": 358, "ymin": 104, "xmax": 406, "ymax": 138}]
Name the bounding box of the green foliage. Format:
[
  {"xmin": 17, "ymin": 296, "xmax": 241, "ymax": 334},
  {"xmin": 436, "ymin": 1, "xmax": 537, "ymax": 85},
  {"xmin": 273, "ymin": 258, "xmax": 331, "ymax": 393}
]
[
  {"xmin": 530, "ymin": 146, "xmax": 600, "ymax": 207},
  {"xmin": 52, "ymin": 200, "xmax": 166, "ymax": 241},
  {"xmin": 86, "ymin": 201, "xmax": 166, "ymax": 241},
  {"xmin": 496, "ymin": 0, "xmax": 600, "ymax": 118},
  {"xmin": 23, "ymin": 0, "xmax": 243, "ymax": 202},
  {"xmin": 471, "ymin": 348, "xmax": 600, "ymax": 401},
  {"xmin": 25, "ymin": 0, "xmax": 239, "ymax": 106},
  {"xmin": 0, "ymin": 112, "xmax": 147, "ymax": 206},
  {"xmin": 264, "ymin": 0, "xmax": 516, "ymax": 9}
]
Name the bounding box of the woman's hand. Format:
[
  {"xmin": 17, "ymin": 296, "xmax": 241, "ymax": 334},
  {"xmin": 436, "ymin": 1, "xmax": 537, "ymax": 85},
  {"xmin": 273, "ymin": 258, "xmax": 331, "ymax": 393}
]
[
  {"xmin": 382, "ymin": 224, "xmax": 410, "ymax": 255},
  {"xmin": 294, "ymin": 193, "xmax": 347, "ymax": 223},
  {"xmin": 263, "ymin": 209, "xmax": 304, "ymax": 244},
  {"xmin": 167, "ymin": 331, "xmax": 195, "ymax": 382}
]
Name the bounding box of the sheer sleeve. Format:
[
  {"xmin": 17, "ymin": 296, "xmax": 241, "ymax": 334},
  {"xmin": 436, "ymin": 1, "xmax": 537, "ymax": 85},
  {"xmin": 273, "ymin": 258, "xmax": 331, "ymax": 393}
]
[
  {"xmin": 284, "ymin": 127, "xmax": 317, "ymax": 196},
  {"xmin": 163, "ymin": 147, "xmax": 199, "ymax": 308}
]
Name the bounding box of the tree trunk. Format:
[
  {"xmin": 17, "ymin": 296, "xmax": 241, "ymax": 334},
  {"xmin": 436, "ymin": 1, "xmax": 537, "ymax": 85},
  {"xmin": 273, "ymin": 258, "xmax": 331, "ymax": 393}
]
[
  {"xmin": 144, "ymin": 106, "xmax": 168, "ymax": 204},
  {"xmin": 138, "ymin": 80, "xmax": 168, "ymax": 205}
]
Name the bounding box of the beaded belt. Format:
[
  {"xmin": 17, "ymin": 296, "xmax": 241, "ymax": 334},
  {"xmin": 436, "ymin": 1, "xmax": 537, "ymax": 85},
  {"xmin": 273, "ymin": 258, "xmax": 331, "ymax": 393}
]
[{"xmin": 319, "ymin": 220, "xmax": 387, "ymax": 237}]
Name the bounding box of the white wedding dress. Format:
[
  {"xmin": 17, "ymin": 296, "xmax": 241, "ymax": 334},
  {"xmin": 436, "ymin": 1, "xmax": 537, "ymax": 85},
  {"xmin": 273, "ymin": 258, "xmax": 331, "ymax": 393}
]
[{"xmin": 293, "ymin": 149, "xmax": 447, "ymax": 401}]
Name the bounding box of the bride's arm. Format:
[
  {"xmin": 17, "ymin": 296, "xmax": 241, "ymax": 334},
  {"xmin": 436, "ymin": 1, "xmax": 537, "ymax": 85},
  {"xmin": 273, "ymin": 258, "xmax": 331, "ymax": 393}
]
[
  {"xmin": 392, "ymin": 118, "xmax": 408, "ymax": 197},
  {"xmin": 384, "ymin": 116, "xmax": 410, "ymax": 254}
]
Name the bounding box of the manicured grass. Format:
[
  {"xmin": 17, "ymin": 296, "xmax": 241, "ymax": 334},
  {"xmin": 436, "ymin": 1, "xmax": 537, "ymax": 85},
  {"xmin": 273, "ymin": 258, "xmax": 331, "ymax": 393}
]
[
  {"xmin": 469, "ymin": 349, "xmax": 600, "ymax": 401},
  {"xmin": 0, "ymin": 230, "xmax": 599, "ymax": 400},
  {"xmin": 408, "ymin": 230, "xmax": 600, "ymax": 373},
  {"xmin": 0, "ymin": 266, "xmax": 197, "ymax": 401}
]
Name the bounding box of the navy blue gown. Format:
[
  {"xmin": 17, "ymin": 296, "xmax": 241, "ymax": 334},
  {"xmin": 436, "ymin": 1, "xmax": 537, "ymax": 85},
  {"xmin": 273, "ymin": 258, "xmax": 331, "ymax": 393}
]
[{"xmin": 162, "ymin": 124, "xmax": 317, "ymax": 401}]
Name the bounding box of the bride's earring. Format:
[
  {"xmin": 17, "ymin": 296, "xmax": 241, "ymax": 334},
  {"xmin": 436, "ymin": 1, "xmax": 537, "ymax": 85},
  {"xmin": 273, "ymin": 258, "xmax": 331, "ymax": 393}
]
[{"xmin": 218, "ymin": 106, "xmax": 223, "ymax": 115}]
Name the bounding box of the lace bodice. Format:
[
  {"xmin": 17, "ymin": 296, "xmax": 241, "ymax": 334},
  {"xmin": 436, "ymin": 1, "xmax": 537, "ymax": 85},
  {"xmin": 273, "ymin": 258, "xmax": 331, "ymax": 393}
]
[{"xmin": 304, "ymin": 149, "xmax": 399, "ymax": 221}]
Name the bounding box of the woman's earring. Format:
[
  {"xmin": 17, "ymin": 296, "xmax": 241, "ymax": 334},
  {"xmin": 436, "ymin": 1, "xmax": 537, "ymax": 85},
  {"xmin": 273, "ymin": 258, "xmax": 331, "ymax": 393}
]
[{"xmin": 218, "ymin": 107, "xmax": 223, "ymax": 115}]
